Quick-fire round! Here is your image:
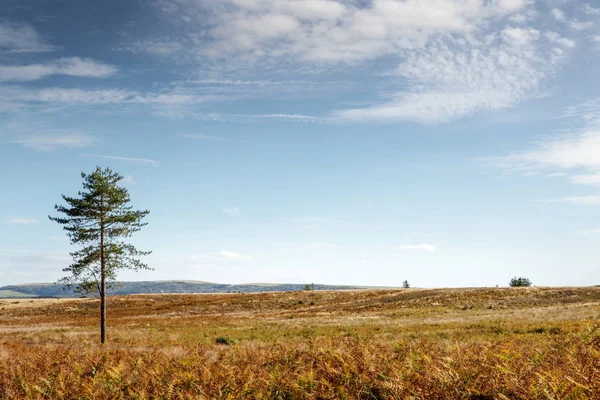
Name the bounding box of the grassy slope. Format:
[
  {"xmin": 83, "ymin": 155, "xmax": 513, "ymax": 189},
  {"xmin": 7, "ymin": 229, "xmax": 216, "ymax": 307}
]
[
  {"xmin": 0, "ymin": 281, "xmax": 371, "ymax": 297},
  {"xmin": 0, "ymin": 290, "xmax": 32, "ymax": 298},
  {"xmin": 0, "ymin": 287, "xmax": 599, "ymax": 399}
]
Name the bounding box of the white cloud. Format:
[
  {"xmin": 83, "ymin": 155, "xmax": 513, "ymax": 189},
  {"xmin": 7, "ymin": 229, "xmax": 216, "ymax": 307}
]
[
  {"xmin": 581, "ymin": 228, "xmax": 600, "ymax": 234},
  {"xmin": 551, "ymin": 8, "xmax": 566, "ymax": 22},
  {"xmin": 241, "ymin": 113, "xmax": 318, "ymax": 121},
  {"xmin": 540, "ymin": 196, "xmax": 600, "ymax": 205},
  {"xmin": 14, "ymin": 133, "xmax": 95, "ymax": 151},
  {"xmin": 335, "ymin": 26, "xmax": 565, "ymax": 123},
  {"xmin": 8, "ymin": 218, "xmax": 39, "ymax": 225},
  {"xmin": 0, "ymin": 58, "xmax": 118, "ymax": 82},
  {"xmin": 571, "ymin": 174, "xmax": 600, "ymax": 186},
  {"xmin": 2, "ymin": 1, "xmax": 574, "ymax": 125},
  {"xmin": 489, "ymin": 99, "xmax": 600, "ymax": 186},
  {"xmin": 178, "ymin": 0, "xmax": 529, "ymax": 64},
  {"xmin": 189, "ymin": 251, "xmax": 254, "ymax": 263},
  {"xmin": 592, "ymin": 35, "xmax": 600, "ymax": 46},
  {"xmin": 218, "ymin": 251, "xmax": 253, "ymax": 261},
  {"xmin": 0, "ymin": 86, "xmax": 220, "ymax": 112},
  {"xmin": 567, "ymin": 20, "xmax": 593, "ymax": 31},
  {"xmin": 545, "ymin": 32, "xmax": 576, "ymax": 48},
  {"xmin": 584, "ymin": 5, "xmax": 600, "ymax": 15},
  {"xmin": 0, "ymin": 22, "xmax": 54, "ymax": 53},
  {"xmin": 120, "ymin": 40, "xmax": 185, "ymax": 56},
  {"xmin": 400, "ymin": 244, "xmax": 437, "ymax": 252},
  {"xmin": 223, "ymin": 207, "xmax": 240, "ymax": 217},
  {"xmin": 490, "ymin": 129, "xmax": 600, "ymax": 185},
  {"xmin": 81, "ymin": 154, "xmax": 160, "ymax": 166},
  {"xmin": 551, "ymin": 7, "xmax": 594, "ymax": 31},
  {"xmin": 122, "ymin": 175, "xmax": 136, "ymax": 185},
  {"xmin": 546, "ymin": 172, "xmax": 567, "ymax": 177}
]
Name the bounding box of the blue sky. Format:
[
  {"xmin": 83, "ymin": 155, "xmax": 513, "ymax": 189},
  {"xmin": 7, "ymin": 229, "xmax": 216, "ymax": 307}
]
[{"xmin": 1, "ymin": 0, "xmax": 600, "ymax": 287}]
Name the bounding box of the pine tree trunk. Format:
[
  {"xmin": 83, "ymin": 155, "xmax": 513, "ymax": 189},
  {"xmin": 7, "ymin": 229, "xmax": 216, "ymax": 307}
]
[
  {"xmin": 100, "ymin": 195, "xmax": 106, "ymax": 344},
  {"xmin": 100, "ymin": 264, "xmax": 106, "ymax": 344}
]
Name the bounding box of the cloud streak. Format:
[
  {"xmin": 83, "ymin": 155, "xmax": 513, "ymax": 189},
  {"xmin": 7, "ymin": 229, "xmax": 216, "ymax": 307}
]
[
  {"xmin": 334, "ymin": 27, "xmax": 572, "ymax": 123},
  {"xmin": 540, "ymin": 196, "xmax": 600, "ymax": 205},
  {"xmin": 189, "ymin": 251, "xmax": 254, "ymax": 263},
  {"xmin": 81, "ymin": 154, "xmax": 160, "ymax": 166},
  {"xmin": 489, "ymin": 98, "xmax": 600, "ymax": 186},
  {"xmin": 0, "ymin": 58, "xmax": 118, "ymax": 82},
  {"xmin": 0, "ymin": 22, "xmax": 54, "ymax": 53},
  {"xmin": 144, "ymin": 0, "xmax": 579, "ymax": 124},
  {"xmin": 14, "ymin": 133, "xmax": 96, "ymax": 151}
]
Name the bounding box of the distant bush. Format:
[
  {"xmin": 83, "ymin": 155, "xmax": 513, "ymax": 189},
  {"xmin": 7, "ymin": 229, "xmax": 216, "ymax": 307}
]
[
  {"xmin": 402, "ymin": 280, "xmax": 410, "ymax": 289},
  {"xmin": 509, "ymin": 277, "xmax": 532, "ymax": 287},
  {"xmin": 216, "ymin": 337, "xmax": 236, "ymax": 345}
]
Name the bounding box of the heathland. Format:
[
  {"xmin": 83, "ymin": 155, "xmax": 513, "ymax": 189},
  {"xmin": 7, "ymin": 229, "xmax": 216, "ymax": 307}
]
[{"xmin": 0, "ymin": 287, "xmax": 599, "ymax": 399}]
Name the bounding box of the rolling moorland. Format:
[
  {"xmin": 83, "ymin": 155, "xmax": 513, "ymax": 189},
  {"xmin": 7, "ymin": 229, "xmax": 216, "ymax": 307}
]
[
  {"xmin": 1, "ymin": 287, "xmax": 599, "ymax": 399},
  {"xmin": 0, "ymin": 281, "xmax": 369, "ymax": 298}
]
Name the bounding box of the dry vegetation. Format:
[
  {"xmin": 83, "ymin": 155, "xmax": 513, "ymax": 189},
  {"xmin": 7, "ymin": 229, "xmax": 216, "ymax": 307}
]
[{"xmin": 1, "ymin": 287, "xmax": 599, "ymax": 399}]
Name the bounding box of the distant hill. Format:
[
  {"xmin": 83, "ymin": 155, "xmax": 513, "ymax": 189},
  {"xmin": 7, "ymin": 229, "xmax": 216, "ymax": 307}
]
[{"xmin": 0, "ymin": 281, "xmax": 370, "ymax": 298}]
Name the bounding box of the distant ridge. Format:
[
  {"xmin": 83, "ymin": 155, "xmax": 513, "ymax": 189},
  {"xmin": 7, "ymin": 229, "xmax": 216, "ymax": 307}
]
[{"xmin": 0, "ymin": 280, "xmax": 379, "ymax": 298}]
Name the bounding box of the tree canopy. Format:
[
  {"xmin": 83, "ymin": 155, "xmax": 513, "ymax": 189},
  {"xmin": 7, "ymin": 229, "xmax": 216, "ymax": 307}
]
[{"xmin": 50, "ymin": 166, "xmax": 151, "ymax": 342}]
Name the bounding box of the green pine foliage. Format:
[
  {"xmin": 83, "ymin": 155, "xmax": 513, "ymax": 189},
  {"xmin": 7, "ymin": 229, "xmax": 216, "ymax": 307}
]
[
  {"xmin": 49, "ymin": 166, "xmax": 151, "ymax": 342},
  {"xmin": 509, "ymin": 277, "xmax": 532, "ymax": 287}
]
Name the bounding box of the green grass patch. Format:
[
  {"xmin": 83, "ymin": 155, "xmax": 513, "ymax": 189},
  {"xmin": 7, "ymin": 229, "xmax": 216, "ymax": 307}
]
[{"xmin": 0, "ymin": 290, "xmax": 35, "ymax": 298}]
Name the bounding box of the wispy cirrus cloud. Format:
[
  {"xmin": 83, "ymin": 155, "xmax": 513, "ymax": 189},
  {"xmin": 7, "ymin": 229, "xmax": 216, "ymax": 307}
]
[
  {"xmin": 0, "ymin": 85, "xmax": 229, "ymax": 118},
  {"xmin": 0, "ymin": 57, "xmax": 118, "ymax": 82},
  {"xmin": 14, "ymin": 132, "xmax": 96, "ymax": 151},
  {"xmin": 81, "ymin": 154, "xmax": 159, "ymax": 166},
  {"xmin": 122, "ymin": 175, "xmax": 136, "ymax": 185},
  {"xmin": 334, "ymin": 26, "xmax": 573, "ymax": 123},
  {"xmin": 551, "ymin": 7, "xmax": 593, "ymax": 30},
  {"xmin": 189, "ymin": 251, "xmax": 254, "ymax": 263},
  {"xmin": 488, "ymin": 98, "xmax": 600, "ymax": 186},
  {"xmin": 540, "ymin": 196, "xmax": 600, "ymax": 205},
  {"xmin": 0, "ymin": 22, "xmax": 54, "ymax": 53},
  {"xmin": 584, "ymin": 5, "xmax": 600, "ymax": 15},
  {"xmin": 0, "ymin": 86, "xmax": 215, "ymax": 106},
  {"xmin": 8, "ymin": 218, "xmax": 39, "ymax": 225},
  {"xmin": 142, "ymin": 0, "xmax": 584, "ymax": 124},
  {"xmin": 488, "ymin": 129, "xmax": 600, "ymax": 185},
  {"xmin": 117, "ymin": 40, "xmax": 185, "ymax": 56},
  {"xmin": 154, "ymin": 0, "xmax": 529, "ymax": 65},
  {"xmin": 581, "ymin": 228, "xmax": 600, "ymax": 234}
]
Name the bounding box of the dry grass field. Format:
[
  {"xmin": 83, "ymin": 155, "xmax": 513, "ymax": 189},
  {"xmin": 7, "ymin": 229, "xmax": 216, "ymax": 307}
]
[{"xmin": 1, "ymin": 287, "xmax": 599, "ymax": 399}]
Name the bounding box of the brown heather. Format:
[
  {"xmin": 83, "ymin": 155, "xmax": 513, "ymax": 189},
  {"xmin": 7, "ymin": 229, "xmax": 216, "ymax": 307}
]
[{"xmin": 1, "ymin": 287, "xmax": 599, "ymax": 399}]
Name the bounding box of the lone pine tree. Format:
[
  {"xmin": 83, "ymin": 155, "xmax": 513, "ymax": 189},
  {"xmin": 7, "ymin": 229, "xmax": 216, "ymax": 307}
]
[{"xmin": 50, "ymin": 167, "xmax": 151, "ymax": 343}]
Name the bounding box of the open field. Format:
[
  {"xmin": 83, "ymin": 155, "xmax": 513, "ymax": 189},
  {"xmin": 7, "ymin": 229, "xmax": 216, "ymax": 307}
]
[
  {"xmin": 0, "ymin": 290, "xmax": 33, "ymax": 298},
  {"xmin": 1, "ymin": 287, "xmax": 599, "ymax": 399}
]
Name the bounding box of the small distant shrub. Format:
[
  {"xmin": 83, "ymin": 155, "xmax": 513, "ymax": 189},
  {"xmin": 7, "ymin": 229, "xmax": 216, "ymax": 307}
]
[
  {"xmin": 216, "ymin": 337, "xmax": 236, "ymax": 345},
  {"xmin": 402, "ymin": 280, "xmax": 410, "ymax": 289},
  {"xmin": 509, "ymin": 277, "xmax": 532, "ymax": 287},
  {"xmin": 304, "ymin": 283, "xmax": 315, "ymax": 291}
]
